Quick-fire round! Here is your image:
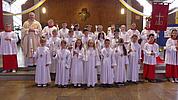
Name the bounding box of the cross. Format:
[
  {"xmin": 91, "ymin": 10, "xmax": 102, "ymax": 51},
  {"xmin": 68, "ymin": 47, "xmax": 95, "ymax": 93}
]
[{"xmin": 155, "ymin": 12, "xmax": 164, "ymax": 25}]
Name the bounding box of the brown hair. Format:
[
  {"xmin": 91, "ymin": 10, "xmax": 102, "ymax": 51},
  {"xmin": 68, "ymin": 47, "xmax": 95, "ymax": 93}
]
[
  {"xmin": 87, "ymin": 39, "xmax": 96, "ymax": 49},
  {"xmin": 75, "ymin": 39, "xmax": 83, "ymax": 50}
]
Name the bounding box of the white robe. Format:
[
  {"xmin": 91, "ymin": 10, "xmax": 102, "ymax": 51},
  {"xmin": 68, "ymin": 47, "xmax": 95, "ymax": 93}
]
[
  {"xmin": 141, "ymin": 29, "xmax": 156, "ymax": 50},
  {"xmin": 0, "ymin": 31, "xmax": 18, "ymax": 55},
  {"xmin": 74, "ymin": 31, "xmax": 83, "ymax": 39},
  {"xmin": 107, "ymin": 32, "xmax": 114, "ymax": 40},
  {"xmin": 114, "ymin": 46, "xmax": 129, "ymax": 83},
  {"xmin": 83, "ymin": 48, "xmax": 100, "ymax": 86},
  {"xmin": 34, "ymin": 46, "xmax": 51, "ymax": 84},
  {"xmin": 65, "ymin": 36, "xmax": 77, "ymax": 50},
  {"xmin": 47, "ymin": 37, "xmax": 61, "ymax": 73},
  {"xmin": 127, "ymin": 29, "xmax": 141, "ymax": 42},
  {"xmin": 55, "ymin": 49, "xmax": 71, "ymax": 85},
  {"xmin": 100, "ymin": 48, "xmax": 116, "ymax": 84},
  {"xmin": 119, "ymin": 31, "xmax": 129, "ymax": 43},
  {"xmin": 111, "ymin": 38, "xmax": 120, "ymax": 49},
  {"xmin": 42, "ymin": 26, "xmax": 57, "ymax": 40},
  {"xmin": 143, "ymin": 43, "xmax": 159, "ymax": 65},
  {"xmin": 165, "ymin": 38, "xmax": 177, "ymax": 65},
  {"xmin": 127, "ymin": 42, "xmax": 141, "ymax": 82},
  {"xmin": 88, "ymin": 32, "xmax": 96, "ymax": 40},
  {"xmin": 71, "ymin": 48, "xmax": 84, "ymax": 84},
  {"xmin": 59, "ymin": 28, "xmax": 69, "ymax": 38}
]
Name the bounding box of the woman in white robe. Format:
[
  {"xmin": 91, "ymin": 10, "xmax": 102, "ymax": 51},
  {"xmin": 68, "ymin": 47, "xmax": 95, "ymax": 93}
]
[
  {"xmin": 71, "ymin": 39, "xmax": 84, "ymax": 87},
  {"xmin": 34, "ymin": 37, "xmax": 51, "ymax": 87},
  {"xmin": 100, "ymin": 39, "xmax": 116, "ymax": 85},
  {"xmin": 54, "ymin": 40, "xmax": 71, "ymax": 87}
]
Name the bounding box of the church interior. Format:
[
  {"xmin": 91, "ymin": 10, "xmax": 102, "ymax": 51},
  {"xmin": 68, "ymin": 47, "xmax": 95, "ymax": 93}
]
[{"xmin": 0, "ymin": 0, "xmax": 178, "ymax": 100}]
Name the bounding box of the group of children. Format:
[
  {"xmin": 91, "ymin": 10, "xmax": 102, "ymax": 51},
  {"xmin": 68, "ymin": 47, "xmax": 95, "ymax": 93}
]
[
  {"xmin": 1, "ymin": 21, "xmax": 178, "ymax": 88},
  {"xmin": 33, "ymin": 22, "xmax": 161, "ymax": 88}
]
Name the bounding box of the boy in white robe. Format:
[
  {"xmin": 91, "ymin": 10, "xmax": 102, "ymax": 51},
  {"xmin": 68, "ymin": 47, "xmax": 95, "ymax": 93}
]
[
  {"xmin": 111, "ymin": 30, "xmax": 120, "ymax": 49},
  {"xmin": 127, "ymin": 23, "xmax": 140, "ymax": 42},
  {"xmin": 0, "ymin": 24, "xmax": 18, "ymax": 73},
  {"xmin": 65, "ymin": 30, "xmax": 76, "ymax": 52},
  {"xmin": 42, "ymin": 19, "xmax": 57, "ymax": 40},
  {"xmin": 127, "ymin": 35, "xmax": 141, "ymax": 83},
  {"xmin": 54, "ymin": 40, "xmax": 71, "ymax": 88},
  {"xmin": 34, "ymin": 36, "xmax": 51, "ymax": 87},
  {"xmin": 85, "ymin": 25, "xmax": 96, "ymax": 40},
  {"xmin": 47, "ymin": 29, "xmax": 61, "ymax": 74},
  {"xmin": 114, "ymin": 38, "xmax": 129, "ymax": 85},
  {"xmin": 100, "ymin": 39, "xmax": 117, "ymax": 87},
  {"xmin": 119, "ymin": 25, "xmax": 129, "ymax": 44},
  {"xmin": 143, "ymin": 34, "xmax": 159, "ymax": 82},
  {"xmin": 165, "ymin": 29, "xmax": 178, "ymax": 83},
  {"xmin": 84, "ymin": 39, "xmax": 100, "ymax": 87},
  {"xmin": 59, "ymin": 22, "xmax": 69, "ymax": 39}
]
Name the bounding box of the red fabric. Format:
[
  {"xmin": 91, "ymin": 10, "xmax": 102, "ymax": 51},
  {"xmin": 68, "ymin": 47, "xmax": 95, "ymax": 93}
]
[
  {"xmin": 0, "ymin": 0, "xmax": 4, "ymax": 30},
  {"xmin": 143, "ymin": 64, "xmax": 155, "ymax": 80},
  {"xmin": 156, "ymin": 56, "xmax": 164, "ymax": 64},
  {"xmin": 166, "ymin": 64, "xmax": 178, "ymax": 78},
  {"xmin": 3, "ymin": 55, "xmax": 18, "ymax": 70},
  {"xmin": 150, "ymin": 3, "xmax": 169, "ymax": 31}
]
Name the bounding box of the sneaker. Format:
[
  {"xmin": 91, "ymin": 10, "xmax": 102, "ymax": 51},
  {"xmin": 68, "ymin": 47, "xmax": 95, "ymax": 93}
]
[
  {"xmin": 169, "ymin": 78, "xmax": 175, "ymax": 83},
  {"xmin": 174, "ymin": 78, "xmax": 178, "ymax": 83},
  {"xmin": 74, "ymin": 84, "xmax": 77, "ymax": 87}
]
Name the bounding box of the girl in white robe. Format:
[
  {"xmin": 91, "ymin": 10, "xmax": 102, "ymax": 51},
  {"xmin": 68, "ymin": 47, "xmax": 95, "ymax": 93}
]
[
  {"xmin": 127, "ymin": 35, "xmax": 141, "ymax": 83},
  {"xmin": 100, "ymin": 39, "xmax": 117, "ymax": 86},
  {"xmin": 165, "ymin": 29, "xmax": 178, "ymax": 83},
  {"xmin": 114, "ymin": 38, "xmax": 129, "ymax": 85},
  {"xmin": 84, "ymin": 39, "xmax": 100, "ymax": 87},
  {"xmin": 47, "ymin": 29, "xmax": 61, "ymax": 74},
  {"xmin": 34, "ymin": 36, "xmax": 51, "ymax": 87},
  {"xmin": 54, "ymin": 40, "xmax": 71, "ymax": 87},
  {"xmin": 71, "ymin": 39, "xmax": 84, "ymax": 87}
]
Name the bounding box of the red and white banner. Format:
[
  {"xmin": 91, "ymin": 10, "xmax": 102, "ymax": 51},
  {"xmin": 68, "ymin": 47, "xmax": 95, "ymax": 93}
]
[
  {"xmin": 150, "ymin": 3, "xmax": 169, "ymax": 31},
  {"xmin": 0, "ymin": 0, "xmax": 4, "ymax": 30}
]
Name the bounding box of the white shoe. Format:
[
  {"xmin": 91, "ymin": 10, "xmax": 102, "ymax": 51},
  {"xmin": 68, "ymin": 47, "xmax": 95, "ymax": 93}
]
[
  {"xmin": 43, "ymin": 84, "xmax": 47, "ymax": 87},
  {"xmin": 78, "ymin": 84, "xmax": 81, "ymax": 87},
  {"xmin": 12, "ymin": 70, "xmax": 16, "ymax": 73},
  {"xmin": 74, "ymin": 84, "xmax": 77, "ymax": 87},
  {"xmin": 174, "ymin": 78, "xmax": 178, "ymax": 83},
  {"xmin": 169, "ymin": 78, "xmax": 175, "ymax": 83},
  {"xmin": 37, "ymin": 84, "xmax": 42, "ymax": 87},
  {"xmin": 2, "ymin": 70, "xmax": 7, "ymax": 73}
]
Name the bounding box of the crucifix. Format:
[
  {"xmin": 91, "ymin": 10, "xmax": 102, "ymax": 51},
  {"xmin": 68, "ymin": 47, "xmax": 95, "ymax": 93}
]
[{"xmin": 155, "ymin": 12, "xmax": 164, "ymax": 25}]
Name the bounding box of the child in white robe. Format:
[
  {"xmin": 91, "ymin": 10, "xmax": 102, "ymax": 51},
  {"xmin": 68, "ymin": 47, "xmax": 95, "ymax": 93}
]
[
  {"xmin": 143, "ymin": 34, "xmax": 159, "ymax": 82},
  {"xmin": 73, "ymin": 24, "xmax": 83, "ymax": 39},
  {"xmin": 42, "ymin": 19, "xmax": 57, "ymax": 40},
  {"xmin": 114, "ymin": 38, "xmax": 129, "ymax": 85},
  {"xmin": 84, "ymin": 39, "xmax": 100, "ymax": 87},
  {"xmin": 54, "ymin": 40, "xmax": 71, "ymax": 87},
  {"xmin": 47, "ymin": 29, "xmax": 61, "ymax": 74},
  {"xmin": 127, "ymin": 35, "xmax": 141, "ymax": 83},
  {"xmin": 71, "ymin": 39, "xmax": 84, "ymax": 87},
  {"xmin": 65, "ymin": 30, "xmax": 76, "ymax": 52},
  {"xmin": 100, "ymin": 39, "xmax": 117, "ymax": 86},
  {"xmin": 34, "ymin": 36, "xmax": 51, "ymax": 87},
  {"xmin": 0, "ymin": 24, "xmax": 18, "ymax": 73},
  {"xmin": 165, "ymin": 29, "xmax": 178, "ymax": 83}
]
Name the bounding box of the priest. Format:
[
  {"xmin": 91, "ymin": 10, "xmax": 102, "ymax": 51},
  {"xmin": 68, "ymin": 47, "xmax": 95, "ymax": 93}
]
[{"xmin": 21, "ymin": 12, "xmax": 42, "ymax": 67}]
